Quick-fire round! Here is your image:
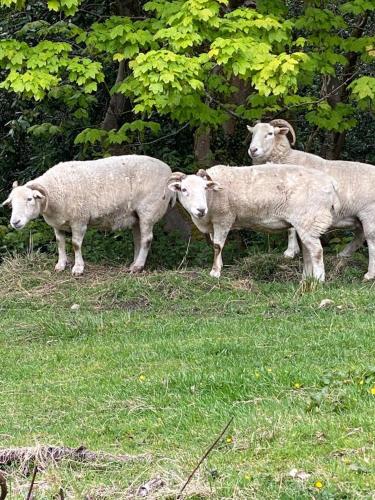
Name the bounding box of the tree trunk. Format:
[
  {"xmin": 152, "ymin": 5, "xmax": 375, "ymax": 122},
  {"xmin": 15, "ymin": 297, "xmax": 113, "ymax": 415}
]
[
  {"xmin": 331, "ymin": 130, "xmax": 347, "ymax": 160},
  {"xmin": 325, "ymin": 12, "xmax": 369, "ymax": 159},
  {"xmin": 102, "ymin": 0, "xmax": 192, "ymax": 238},
  {"xmin": 194, "ymin": 125, "xmax": 213, "ymax": 167},
  {"xmin": 162, "ymin": 205, "xmax": 192, "ymax": 241},
  {"xmin": 101, "ymin": 0, "xmax": 141, "ymax": 130},
  {"xmin": 304, "ymin": 126, "xmax": 319, "ymax": 153},
  {"xmin": 102, "ymin": 60, "xmax": 127, "ymax": 132},
  {"xmin": 222, "ymin": 75, "xmax": 250, "ymax": 137},
  {"xmin": 113, "ymin": 0, "xmax": 141, "ymax": 16}
]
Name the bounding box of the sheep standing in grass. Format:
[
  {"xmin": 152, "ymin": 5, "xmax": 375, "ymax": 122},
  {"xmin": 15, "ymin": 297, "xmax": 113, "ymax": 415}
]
[
  {"xmin": 247, "ymin": 120, "xmax": 375, "ymax": 278},
  {"xmin": 2, "ymin": 155, "xmax": 174, "ymax": 275},
  {"xmin": 168, "ymin": 165, "xmax": 340, "ymax": 281}
]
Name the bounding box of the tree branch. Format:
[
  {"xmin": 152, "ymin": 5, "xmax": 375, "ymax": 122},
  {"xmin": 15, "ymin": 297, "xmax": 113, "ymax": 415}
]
[
  {"xmin": 271, "ymin": 69, "xmax": 362, "ymax": 119},
  {"xmin": 177, "ymin": 417, "xmax": 234, "ymax": 498},
  {"xmin": 128, "ymin": 122, "xmax": 190, "ymax": 147},
  {"xmin": 26, "ymin": 466, "xmax": 38, "ymax": 500}
]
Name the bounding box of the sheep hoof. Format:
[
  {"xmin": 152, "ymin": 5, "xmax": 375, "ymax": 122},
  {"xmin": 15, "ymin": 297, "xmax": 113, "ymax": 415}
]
[
  {"xmin": 55, "ymin": 262, "xmax": 67, "ymax": 272},
  {"xmin": 72, "ymin": 266, "xmax": 84, "ymax": 276},
  {"xmin": 129, "ymin": 265, "xmax": 144, "ymax": 274},
  {"xmin": 338, "ymin": 250, "xmax": 352, "ymax": 258},
  {"xmin": 283, "ymin": 249, "xmax": 299, "ymax": 259},
  {"xmin": 363, "ymin": 272, "xmax": 375, "ymax": 281},
  {"xmin": 210, "ymin": 269, "xmax": 221, "ymax": 279}
]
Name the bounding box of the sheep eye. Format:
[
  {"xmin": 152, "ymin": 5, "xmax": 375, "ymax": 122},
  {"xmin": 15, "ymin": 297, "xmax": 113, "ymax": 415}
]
[
  {"xmin": 27, "ymin": 197, "xmax": 32, "ymax": 201},
  {"xmin": 182, "ymin": 188, "xmax": 187, "ymax": 193},
  {"xmin": 267, "ymin": 132, "xmax": 273, "ymax": 136}
]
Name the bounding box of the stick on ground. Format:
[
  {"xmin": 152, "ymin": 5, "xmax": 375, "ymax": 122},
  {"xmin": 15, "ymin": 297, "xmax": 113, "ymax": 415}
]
[
  {"xmin": 177, "ymin": 416, "xmax": 234, "ymax": 498},
  {"xmin": 0, "ymin": 445, "xmax": 150, "ymax": 468},
  {"xmin": 26, "ymin": 465, "xmax": 38, "ymax": 500}
]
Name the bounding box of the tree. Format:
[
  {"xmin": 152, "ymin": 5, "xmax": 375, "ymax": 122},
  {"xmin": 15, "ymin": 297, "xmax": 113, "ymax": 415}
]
[{"xmin": 0, "ymin": 0, "xmax": 373, "ymax": 167}]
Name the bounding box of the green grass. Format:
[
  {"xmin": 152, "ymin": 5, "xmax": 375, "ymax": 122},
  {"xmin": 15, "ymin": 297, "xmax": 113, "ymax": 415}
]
[{"xmin": 0, "ymin": 252, "xmax": 374, "ymax": 499}]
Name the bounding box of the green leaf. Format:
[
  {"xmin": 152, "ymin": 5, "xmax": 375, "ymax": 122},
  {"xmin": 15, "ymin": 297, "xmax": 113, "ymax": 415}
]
[{"xmin": 47, "ymin": 0, "xmax": 60, "ymax": 11}]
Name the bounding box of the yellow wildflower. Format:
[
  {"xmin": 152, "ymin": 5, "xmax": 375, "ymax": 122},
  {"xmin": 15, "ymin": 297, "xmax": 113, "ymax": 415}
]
[
  {"xmin": 226, "ymin": 435, "xmax": 233, "ymax": 444},
  {"xmin": 359, "ymin": 379, "xmax": 364, "ymax": 385},
  {"xmin": 293, "ymin": 382, "xmax": 302, "ymax": 389},
  {"xmin": 139, "ymin": 374, "xmax": 146, "ymax": 382},
  {"xmin": 370, "ymin": 386, "xmax": 375, "ymax": 395},
  {"xmin": 314, "ymin": 480, "xmax": 324, "ymax": 489}
]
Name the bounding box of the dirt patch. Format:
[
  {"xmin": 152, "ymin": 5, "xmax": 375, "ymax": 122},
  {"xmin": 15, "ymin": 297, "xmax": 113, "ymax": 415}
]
[
  {"xmin": 95, "ymin": 296, "xmax": 150, "ymax": 312},
  {"xmin": 231, "ymin": 278, "xmax": 257, "ymax": 291}
]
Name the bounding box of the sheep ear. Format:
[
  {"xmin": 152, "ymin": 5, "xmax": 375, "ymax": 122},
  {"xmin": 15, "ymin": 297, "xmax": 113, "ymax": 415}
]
[
  {"xmin": 27, "ymin": 183, "xmax": 48, "ymax": 211},
  {"xmin": 12, "ymin": 181, "xmax": 18, "ymax": 188},
  {"xmin": 196, "ymin": 169, "xmax": 213, "ymax": 181},
  {"xmin": 206, "ymin": 181, "xmax": 222, "ymax": 191},
  {"xmin": 2, "ymin": 197, "xmax": 11, "ymax": 207},
  {"xmin": 33, "ymin": 190, "xmax": 45, "ymax": 200},
  {"xmin": 246, "ymin": 125, "xmax": 254, "ymax": 133},
  {"xmin": 168, "ymin": 181, "xmax": 181, "ymax": 192},
  {"xmin": 274, "ymin": 126, "xmax": 289, "ymax": 136}
]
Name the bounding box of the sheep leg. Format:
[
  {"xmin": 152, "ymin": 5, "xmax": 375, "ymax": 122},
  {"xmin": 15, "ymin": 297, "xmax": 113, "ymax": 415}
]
[
  {"xmin": 338, "ymin": 226, "xmax": 365, "ymax": 258},
  {"xmin": 129, "ymin": 220, "xmax": 153, "ymax": 273},
  {"xmin": 301, "ymin": 242, "xmax": 313, "ymax": 279},
  {"xmin": 131, "ymin": 223, "xmax": 141, "ymax": 267},
  {"xmin": 364, "ymin": 237, "xmax": 375, "ymax": 280},
  {"xmin": 54, "ymin": 228, "xmax": 68, "ymax": 272},
  {"xmin": 210, "ymin": 226, "xmax": 229, "ymax": 278},
  {"xmin": 298, "ymin": 234, "xmax": 325, "ymax": 282},
  {"xmin": 71, "ymin": 224, "xmax": 87, "ymax": 276},
  {"xmin": 284, "ymin": 228, "xmax": 300, "ymax": 258},
  {"xmin": 360, "ymin": 220, "xmax": 375, "ymax": 280}
]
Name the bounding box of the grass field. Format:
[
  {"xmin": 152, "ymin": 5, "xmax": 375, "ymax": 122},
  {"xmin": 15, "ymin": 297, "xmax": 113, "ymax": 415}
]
[{"xmin": 0, "ymin": 251, "xmax": 374, "ymax": 499}]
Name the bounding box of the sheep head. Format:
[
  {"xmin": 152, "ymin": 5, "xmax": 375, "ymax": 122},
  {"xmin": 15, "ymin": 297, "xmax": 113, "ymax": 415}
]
[
  {"xmin": 247, "ymin": 119, "xmax": 296, "ymax": 162},
  {"xmin": 168, "ymin": 169, "xmax": 221, "ymax": 219},
  {"xmin": 2, "ymin": 182, "xmax": 49, "ymax": 230}
]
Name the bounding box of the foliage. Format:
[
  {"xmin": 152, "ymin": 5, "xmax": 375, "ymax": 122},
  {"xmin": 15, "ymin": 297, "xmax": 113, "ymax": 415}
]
[
  {"xmin": 0, "ymin": 39, "xmax": 104, "ymax": 100},
  {"xmin": 348, "ymin": 76, "xmax": 375, "ymax": 110},
  {"xmin": 0, "ymin": 0, "xmax": 373, "ymax": 151},
  {"xmin": 0, "ymin": 0, "xmax": 373, "ymax": 260}
]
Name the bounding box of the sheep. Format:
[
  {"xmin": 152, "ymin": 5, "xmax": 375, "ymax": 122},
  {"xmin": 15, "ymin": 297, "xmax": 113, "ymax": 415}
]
[
  {"xmin": 2, "ymin": 155, "xmax": 175, "ymax": 275},
  {"xmin": 247, "ymin": 119, "xmax": 375, "ymax": 279},
  {"xmin": 167, "ymin": 164, "xmax": 340, "ymax": 281}
]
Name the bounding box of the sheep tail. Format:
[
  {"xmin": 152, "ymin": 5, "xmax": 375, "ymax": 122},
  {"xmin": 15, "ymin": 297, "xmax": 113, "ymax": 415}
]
[
  {"xmin": 331, "ymin": 180, "xmax": 341, "ymax": 215},
  {"xmin": 162, "ymin": 187, "xmax": 177, "ymax": 208},
  {"xmin": 169, "ymin": 192, "xmax": 177, "ymax": 208}
]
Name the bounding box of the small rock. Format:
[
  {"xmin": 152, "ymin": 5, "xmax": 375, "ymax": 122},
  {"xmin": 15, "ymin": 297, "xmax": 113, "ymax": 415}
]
[
  {"xmin": 318, "ymin": 299, "xmax": 334, "ymax": 309},
  {"xmin": 70, "ymin": 303, "xmax": 80, "ymax": 311},
  {"xmin": 137, "ymin": 477, "xmax": 165, "ymax": 496},
  {"xmin": 348, "ymin": 463, "xmax": 369, "ymax": 473},
  {"xmin": 288, "ymin": 468, "xmax": 311, "ymax": 480},
  {"xmin": 316, "ymin": 431, "xmax": 326, "ymax": 443}
]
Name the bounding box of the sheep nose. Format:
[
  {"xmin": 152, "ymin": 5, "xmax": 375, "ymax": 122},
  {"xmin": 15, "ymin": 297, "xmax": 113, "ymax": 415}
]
[
  {"xmin": 197, "ymin": 208, "xmax": 206, "ymax": 218},
  {"xmin": 250, "ymin": 146, "xmax": 258, "ymax": 155},
  {"xmin": 12, "ymin": 219, "xmax": 22, "ymax": 228}
]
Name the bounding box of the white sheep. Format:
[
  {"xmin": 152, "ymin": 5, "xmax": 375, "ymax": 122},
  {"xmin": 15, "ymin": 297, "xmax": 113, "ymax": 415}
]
[
  {"xmin": 247, "ymin": 119, "xmax": 375, "ymax": 279},
  {"xmin": 168, "ymin": 165, "xmax": 340, "ymax": 281},
  {"xmin": 2, "ymin": 155, "xmax": 175, "ymax": 275}
]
